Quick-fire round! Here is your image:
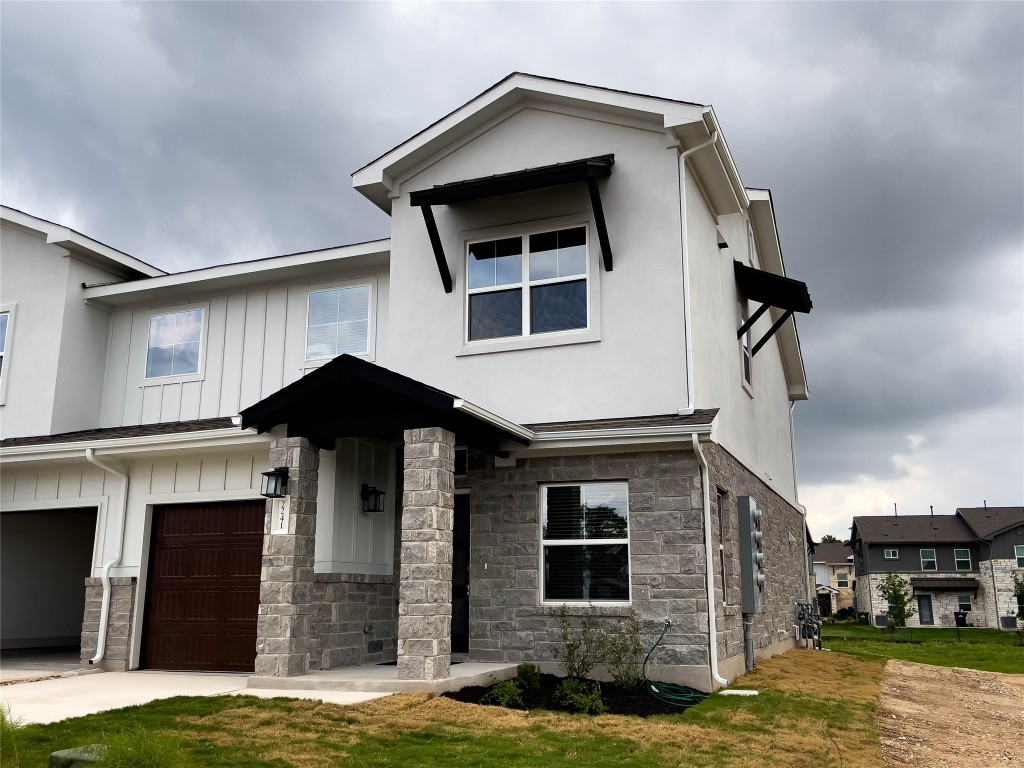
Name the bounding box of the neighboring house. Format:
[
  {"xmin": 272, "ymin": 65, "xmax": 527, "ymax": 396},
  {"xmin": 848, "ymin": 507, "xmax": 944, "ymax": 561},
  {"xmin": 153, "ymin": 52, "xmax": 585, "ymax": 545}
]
[
  {"xmin": 0, "ymin": 73, "xmax": 815, "ymax": 691},
  {"xmin": 849, "ymin": 507, "xmax": 1024, "ymax": 628},
  {"xmin": 812, "ymin": 541, "xmax": 854, "ymax": 616}
]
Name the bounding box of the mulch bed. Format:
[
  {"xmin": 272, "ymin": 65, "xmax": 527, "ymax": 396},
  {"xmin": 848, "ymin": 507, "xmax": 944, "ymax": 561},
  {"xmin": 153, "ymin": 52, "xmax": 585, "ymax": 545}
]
[{"xmin": 443, "ymin": 673, "xmax": 694, "ymax": 717}]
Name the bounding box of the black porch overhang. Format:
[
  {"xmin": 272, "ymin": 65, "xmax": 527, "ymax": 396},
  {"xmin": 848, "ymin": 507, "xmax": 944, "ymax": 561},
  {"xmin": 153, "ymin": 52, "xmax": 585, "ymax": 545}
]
[
  {"xmin": 238, "ymin": 355, "xmax": 531, "ymax": 455},
  {"xmin": 734, "ymin": 261, "xmax": 813, "ymax": 357},
  {"xmin": 409, "ymin": 155, "xmax": 616, "ymax": 293},
  {"xmin": 910, "ymin": 577, "xmax": 980, "ymax": 594}
]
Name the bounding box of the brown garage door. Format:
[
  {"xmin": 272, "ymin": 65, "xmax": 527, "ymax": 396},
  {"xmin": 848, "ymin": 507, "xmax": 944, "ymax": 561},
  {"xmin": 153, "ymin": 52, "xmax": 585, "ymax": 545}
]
[{"xmin": 142, "ymin": 501, "xmax": 265, "ymax": 672}]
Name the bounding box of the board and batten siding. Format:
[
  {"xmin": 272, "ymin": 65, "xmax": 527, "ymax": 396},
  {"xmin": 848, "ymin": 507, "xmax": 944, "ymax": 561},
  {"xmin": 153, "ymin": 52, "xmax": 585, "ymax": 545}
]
[{"xmin": 99, "ymin": 271, "xmax": 388, "ymax": 427}]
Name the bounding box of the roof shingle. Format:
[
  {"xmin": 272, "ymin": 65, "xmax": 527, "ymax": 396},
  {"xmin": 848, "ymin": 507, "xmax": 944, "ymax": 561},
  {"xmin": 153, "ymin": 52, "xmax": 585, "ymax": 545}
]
[{"xmin": 852, "ymin": 514, "xmax": 976, "ymax": 544}]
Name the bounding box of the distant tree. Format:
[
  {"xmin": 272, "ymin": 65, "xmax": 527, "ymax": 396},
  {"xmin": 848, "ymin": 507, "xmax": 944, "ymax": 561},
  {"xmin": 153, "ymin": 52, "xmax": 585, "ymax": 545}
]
[
  {"xmin": 819, "ymin": 534, "xmax": 841, "ymax": 544},
  {"xmin": 878, "ymin": 571, "xmax": 915, "ymax": 628}
]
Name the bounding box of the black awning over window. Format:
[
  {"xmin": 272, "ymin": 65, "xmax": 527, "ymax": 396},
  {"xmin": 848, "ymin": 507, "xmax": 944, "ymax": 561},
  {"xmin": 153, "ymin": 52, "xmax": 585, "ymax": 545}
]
[
  {"xmin": 735, "ymin": 261, "xmax": 812, "ymax": 356},
  {"xmin": 409, "ymin": 155, "xmax": 615, "ymax": 293}
]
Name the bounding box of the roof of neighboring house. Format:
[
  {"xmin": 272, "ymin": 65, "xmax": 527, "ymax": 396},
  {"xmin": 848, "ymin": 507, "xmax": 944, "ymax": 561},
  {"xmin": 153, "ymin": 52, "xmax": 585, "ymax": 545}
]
[
  {"xmin": 851, "ymin": 514, "xmax": 976, "ymax": 544},
  {"xmin": 957, "ymin": 507, "xmax": 1024, "ymax": 539},
  {"xmin": 0, "ymin": 418, "xmax": 236, "ymax": 447},
  {"xmin": 813, "ymin": 542, "xmax": 853, "ymax": 564}
]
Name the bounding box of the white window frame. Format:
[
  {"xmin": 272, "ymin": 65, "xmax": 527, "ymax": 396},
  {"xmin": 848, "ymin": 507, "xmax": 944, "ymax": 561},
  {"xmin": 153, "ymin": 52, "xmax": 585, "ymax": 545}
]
[
  {"xmin": 0, "ymin": 303, "xmax": 15, "ymax": 406},
  {"xmin": 920, "ymin": 548, "xmax": 937, "ymax": 571},
  {"xmin": 883, "ymin": 549, "xmax": 899, "ymax": 559},
  {"xmin": 957, "ymin": 594, "xmax": 972, "ymax": 613},
  {"xmin": 458, "ymin": 215, "xmax": 602, "ymax": 357},
  {"xmin": 954, "ymin": 548, "xmax": 972, "ymax": 571},
  {"xmin": 1016, "ymin": 545, "xmax": 1024, "ymax": 568},
  {"xmin": 143, "ymin": 304, "xmax": 208, "ymax": 383},
  {"xmin": 304, "ymin": 280, "xmax": 374, "ymax": 363},
  {"xmin": 739, "ymin": 302, "xmax": 753, "ymax": 395},
  {"xmin": 836, "ymin": 570, "xmax": 849, "ymax": 588},
  {"xmin": 539, "ymin": 481, "xmax": 631, "ymax": 606}
]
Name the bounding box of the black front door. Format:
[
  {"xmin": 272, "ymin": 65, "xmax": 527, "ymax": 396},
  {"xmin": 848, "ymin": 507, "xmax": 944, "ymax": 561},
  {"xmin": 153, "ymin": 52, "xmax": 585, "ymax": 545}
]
[
  {"xmin": 918, "ymin": 595, "xmax": 934, "ymax": 625},
  {"xmin": 451, "ymin": 494, "xmax": 470, "ymax": 654}
]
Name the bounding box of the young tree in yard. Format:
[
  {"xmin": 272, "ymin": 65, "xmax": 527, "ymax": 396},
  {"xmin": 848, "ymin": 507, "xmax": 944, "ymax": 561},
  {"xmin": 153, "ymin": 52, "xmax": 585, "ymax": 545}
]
[{"xmin": 878, "ymin": 571, "xmax": 915, "ymax": 629}]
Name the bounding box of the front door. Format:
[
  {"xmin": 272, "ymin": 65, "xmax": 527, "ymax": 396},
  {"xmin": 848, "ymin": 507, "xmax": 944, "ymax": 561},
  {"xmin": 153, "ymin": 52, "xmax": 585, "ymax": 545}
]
[
  {"xmin": 451, "ymin": 494, "xmax": 470, "ymax": 654},
  {"xmin": 918, "ymin": 595, "xmax": 934, "ymax": 625}
]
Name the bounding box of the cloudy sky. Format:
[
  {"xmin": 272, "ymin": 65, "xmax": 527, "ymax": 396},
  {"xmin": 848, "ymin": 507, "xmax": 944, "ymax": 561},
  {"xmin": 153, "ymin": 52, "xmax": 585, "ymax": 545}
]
[{"xmin": 2, "ymin": 2, "xmax": 1021, "ymax": 539}]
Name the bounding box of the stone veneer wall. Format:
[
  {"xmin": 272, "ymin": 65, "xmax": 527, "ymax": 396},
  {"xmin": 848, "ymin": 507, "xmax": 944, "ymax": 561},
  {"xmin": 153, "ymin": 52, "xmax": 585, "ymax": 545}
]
[
  {"xmin": 702, "ymin": 444, "xmax": 809, "ymax": 665},
  {"xmin": 978, "ymin": 559, "xmax": 1023, "ymax": 629},
  {"xmin": 80, "ymin": 576, "xmax": 136, "ymax": 671},
  {"xmin": 464, "ymin": 443, "xmax": 808, "ymax": 689},
  {"xmin": 858, "ymin": 571, "xmax": 992, "ymax": 627},
  {"xmin": 308, "ymin": 574, "xmax": 396, "ymax": 668}
]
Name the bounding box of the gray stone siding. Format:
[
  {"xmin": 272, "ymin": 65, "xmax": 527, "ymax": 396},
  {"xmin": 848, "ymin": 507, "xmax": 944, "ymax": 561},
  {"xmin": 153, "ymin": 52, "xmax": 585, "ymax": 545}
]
[
  {"xmin": 80, "ymin": 576, "xmax": 136, "ymax": 671},
  {"xmin": 702, "ymin": 444, "xmax": 809, "ymax": 662},
  {"xmin": 859, "ymin": 572, "xmax": 990, "ymax": 627},
  {"xmin": 980, "ymin": 559, "xmax": 1024, "ymax": 629},
  {"xmin": 310, "ymin": 573, "xmax": 396, "ymax": 668}
]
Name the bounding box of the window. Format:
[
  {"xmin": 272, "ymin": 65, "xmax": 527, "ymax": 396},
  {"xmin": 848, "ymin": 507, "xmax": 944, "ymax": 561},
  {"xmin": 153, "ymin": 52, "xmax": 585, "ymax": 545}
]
[
  {"xmin": 467, "ymin": 225, "xmax": 588, "ymax": 342},
  {"xmin": 739, "ymin": 304, "xmax": 752, "ymax": 387},
  {"xmin": 836, "ymin": 570, "xmax": 849, "ymax": 588},
  {"xmin": 306, "ymin": 284, "xmax": 371, "ymax": 360},
  {"xmin": 958, "ymin": 594, "xmax": 972, "ymax": 613},
  {"xmin": 541, "ymin": 482, "xmax": 629, "ymax": 603},
  {"xmin": 954, "ymin": 549, "xmax": 972, "ymax": 571},
  {"xmin": 884, "ymin": 549, "xmax": 899, "ymax": 559},
  {"xmin": 0, "ymin": 310, "xmax": 8, "ymax": 378},
  {"xmin": 145, "ymin": 308, "xmax": 203, "ymax": 378},
  {"xmin": 920, "ymin": 549, "xmax": 937, "ymax": 571},
  {"xmin": 1016, "ymin": 545, "xmax": 1024, "ymax": 568}
]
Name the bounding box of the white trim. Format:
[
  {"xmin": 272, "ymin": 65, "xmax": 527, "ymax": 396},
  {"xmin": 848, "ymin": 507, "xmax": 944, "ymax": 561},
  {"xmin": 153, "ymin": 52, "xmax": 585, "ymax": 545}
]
[
  {"xmin": 954, "ymin": 548, "xmax": 972, "ymax": 571},
  {"xmin": 143, "ymin": 304, "xmax": 209, "ymax": 383},
  {"xmin": 920, "ymin": 548, "xmax": 937, "ymax": 571},
  {"xmin": 303, "ymin": 278, "xmax": 376, "ymax": 363},
  {"xmin": 511, "ymin": 421, "xmax": 715, "ymax": 457},
  {"xmin": 884, "ymin": 548, "xmax": 899, "ymax": 559},
  {"xmin": 0, "ymin": 303, "xmax": 16, "ymax": 405},
  {"xmin": 451, "ymin": 399, "xmax": 535, "ymax": 442}
]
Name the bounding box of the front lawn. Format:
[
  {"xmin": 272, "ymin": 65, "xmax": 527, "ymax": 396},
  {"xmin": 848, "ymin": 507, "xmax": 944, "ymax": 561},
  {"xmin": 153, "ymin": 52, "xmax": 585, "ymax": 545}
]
[
  {"xmin": 12, "ymin": 649, "xmax": 882, "ymax": 768},
  {"xmin": 820, "ymin": 621, "xmax": 1024, "ymax": 673}
]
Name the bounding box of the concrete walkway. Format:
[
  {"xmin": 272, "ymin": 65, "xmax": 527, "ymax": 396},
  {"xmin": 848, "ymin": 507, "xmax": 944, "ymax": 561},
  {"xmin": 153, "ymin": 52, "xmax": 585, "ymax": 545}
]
[{"xmin": 1, "ymin": 671, "xmax": 390, "ymax": 725}]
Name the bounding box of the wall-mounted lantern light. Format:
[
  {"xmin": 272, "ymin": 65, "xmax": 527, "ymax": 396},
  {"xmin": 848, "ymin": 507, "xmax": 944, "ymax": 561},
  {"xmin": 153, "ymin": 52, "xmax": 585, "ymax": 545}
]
[
  {"xmin": 361, "ymin": 484, "xmax": 386, "ymax": 513},
  {"xmin": 260, "ymin": 467, "xmax": 289, "ymax": 498}
]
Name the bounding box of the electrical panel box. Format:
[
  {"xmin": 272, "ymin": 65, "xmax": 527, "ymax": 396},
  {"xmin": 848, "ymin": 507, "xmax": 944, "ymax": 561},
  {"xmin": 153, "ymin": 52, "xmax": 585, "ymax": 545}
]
[{"xmin": 738, "ymin": 495, "xmax": 764, "ymax": 614}]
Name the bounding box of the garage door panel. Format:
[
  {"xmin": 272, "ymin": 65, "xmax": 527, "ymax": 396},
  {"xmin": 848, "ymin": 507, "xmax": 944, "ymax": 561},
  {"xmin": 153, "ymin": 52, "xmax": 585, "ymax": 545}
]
[{"xmin": 142, "ymin": 501, "xmax": 264, "ymax": 672}]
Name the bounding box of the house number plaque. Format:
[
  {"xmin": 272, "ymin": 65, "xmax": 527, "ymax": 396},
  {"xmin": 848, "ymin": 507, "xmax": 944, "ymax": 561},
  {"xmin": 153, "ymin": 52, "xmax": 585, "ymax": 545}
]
[{"xmin": 271, "ymin": 497, "xmax": 290, "ymax": 535}]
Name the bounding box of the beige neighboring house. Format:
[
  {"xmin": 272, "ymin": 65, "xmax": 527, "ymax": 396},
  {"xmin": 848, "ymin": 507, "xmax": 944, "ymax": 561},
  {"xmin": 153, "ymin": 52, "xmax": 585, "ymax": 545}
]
[{"xmin": 813, "ymin": 542, "xmax": 855, "ymax": 616}]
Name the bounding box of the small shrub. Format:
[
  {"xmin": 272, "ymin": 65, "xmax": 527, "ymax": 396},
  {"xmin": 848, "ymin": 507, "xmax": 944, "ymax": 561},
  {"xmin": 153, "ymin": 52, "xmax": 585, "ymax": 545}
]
[
  {"xmin": 555, "ymin": 677, "xmax": 607, "ymax": 715},
  {"xmin": 606, "ymin": 608, "xmax": 644, "ymax": 689},
  {"xmin": 98, "ymin": 722, "xmax": 184, "ymax": 768},
  {"xmin": 516, "ymin": 663, "xmax": 541, "ymax": 690},
  {"xmin": 1, "ymin": 705, "xmax": 23, "ymax": 768},
  {"xmin": 550, "ymin": 605, "xmax": 607, "ymax": 679},
  {"xmin": 482, "ymin": 678, "xmax": 524, "ymax": 709}
]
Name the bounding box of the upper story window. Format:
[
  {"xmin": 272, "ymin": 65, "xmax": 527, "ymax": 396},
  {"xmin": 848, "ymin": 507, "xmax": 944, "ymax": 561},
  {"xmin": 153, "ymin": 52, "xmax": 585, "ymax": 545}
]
[
  {"xmin": 0, "ymin": 306, "xmax": 12, "ymax": 405},
  {"xmin": 920, "ymin": 548, "xmax": 937, "ymax": 571},
  {"xmin": 306, "ymin": 284, "xmax": 371, "ymax": 360},
  {"xmin": 739, "ymin": 304, "xmax": 753, "ymax": 388},
  {"xmin": 146, "ymin": 308, "xmax": 203, "ymax": 378},
  {"xmin": 467, "ymin": 225, "xmax": 588, "ymax": 342},
  {"xmin": 884, "ymin": 549, "xmax": 899, "ymax": 559},
  {"xmin": 541, "ymin": 482, "xmax": 629, "ymax": 604},
  {"xmin": 0, "ymin": 310, "xmax": 9, "ymax": 381},
  {"xmin": 954, "ymin": 548, "xmax": 972, "ymax": 571},
  {"xmin": 1016, "ymin": 544, "xmax": 1024, "ymax": 568},
  {"xmin": 836, "ymin": 570, "xmax": 849, "ymax": 588}
]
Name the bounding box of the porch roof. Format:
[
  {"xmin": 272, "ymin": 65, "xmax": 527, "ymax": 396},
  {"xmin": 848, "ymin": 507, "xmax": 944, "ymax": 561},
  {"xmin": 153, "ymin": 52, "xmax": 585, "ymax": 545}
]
[
  {"xmin": 910, "ymin": 578, "xmax": 980, "ymax": 592},
  {"xmin": 238, "ymin": 355, "xmax": 530, "ymax": 454}
]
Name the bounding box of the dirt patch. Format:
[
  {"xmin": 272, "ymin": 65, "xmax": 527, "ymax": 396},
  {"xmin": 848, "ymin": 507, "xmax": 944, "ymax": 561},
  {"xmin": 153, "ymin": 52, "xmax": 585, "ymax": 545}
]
[{"xmin": 877, "ymin": 660, "xmax": 1024, "ymax": 767}]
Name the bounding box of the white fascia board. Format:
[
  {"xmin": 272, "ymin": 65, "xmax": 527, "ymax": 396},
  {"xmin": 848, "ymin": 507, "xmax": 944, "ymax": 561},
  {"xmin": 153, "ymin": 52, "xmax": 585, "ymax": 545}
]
[
  {"xmin": 1, "ymin": 206, "xmax": 165, "ymax": 278},
  {"xmin": 507, "ymin": 423, "xmax": 715, "ymax": 457},
  {"xmin": 352, "ymin": 73, "xmax": 706, "ymax": 211},
  {"xmin": 82, "ymin": 240, "xmax": 391, "ymax": 306},
  {"xmin": 702, "ymin": 108, "xmax": 750, "ymax": 211},
  {"xmin": 672, "ymin": 109, "xmax": 747, "ymax": 216},
  {"xmin": 0, "ymin": 428, "xmax": 271, "ymax": 465},
  {"xmin": 452, "ymin": 398, "xmax": 535, "ymax": 442}
]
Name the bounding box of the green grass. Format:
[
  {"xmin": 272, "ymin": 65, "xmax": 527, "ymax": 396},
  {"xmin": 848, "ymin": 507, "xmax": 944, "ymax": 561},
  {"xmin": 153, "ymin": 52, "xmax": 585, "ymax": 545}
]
[
  {"xmin": 820, "ymin": 621, "xmax": 1024, "ymax": 673},
  {"xmin": 10, "ymin": 650, "xmax": 885, "ymax": 768}
]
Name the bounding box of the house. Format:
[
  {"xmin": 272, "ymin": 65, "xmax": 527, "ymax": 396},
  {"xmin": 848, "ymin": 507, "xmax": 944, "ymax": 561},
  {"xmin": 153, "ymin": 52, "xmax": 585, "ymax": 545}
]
[
  {"xmin": 811, "ymin": 541, "xmax": 855, "ymax": 616},
  {"xmin": 0, "ymin": 73, "xmax": 815, "ymax": 691},
  {"xmin": 848, "ymin": 507, "xmax": 1024, "ymax": 628}
]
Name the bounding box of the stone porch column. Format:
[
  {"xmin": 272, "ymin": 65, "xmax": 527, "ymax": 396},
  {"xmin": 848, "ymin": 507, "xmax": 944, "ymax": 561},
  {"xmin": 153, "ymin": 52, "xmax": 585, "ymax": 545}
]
[
  {"xmin": 398, "ymin": 427, "xmax": 455, "ymax": 680},
  {"xmin": 254, "ymin": 435, "xmax": 319, "ymax": 677}
]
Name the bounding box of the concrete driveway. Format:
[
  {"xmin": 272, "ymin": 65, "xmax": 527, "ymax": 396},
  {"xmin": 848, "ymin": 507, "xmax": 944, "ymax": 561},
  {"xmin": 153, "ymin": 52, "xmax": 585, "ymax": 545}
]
[{"xmin": 1, "ymin": 669, "xmax": 389, "ymax": 725}]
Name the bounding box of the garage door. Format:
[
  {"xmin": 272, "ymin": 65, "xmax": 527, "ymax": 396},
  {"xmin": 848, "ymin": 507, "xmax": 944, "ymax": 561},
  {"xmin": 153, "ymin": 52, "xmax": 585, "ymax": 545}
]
[{"xmin": 142, "ymin": 501, "xmax": 265, "ymax": 672}]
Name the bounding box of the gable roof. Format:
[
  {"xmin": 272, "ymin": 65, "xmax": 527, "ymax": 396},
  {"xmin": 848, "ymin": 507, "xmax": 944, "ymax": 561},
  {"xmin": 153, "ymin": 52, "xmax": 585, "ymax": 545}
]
[
  {"xmin": 352, "ymin": 72, "xmax": 745, "ymax": 218},
  {"xmin": 957, "ymin": 507, "xmax": 1024, "ymax": 539},
  {"xmin": 852, "ymin": 514, "xmax": 976, "ymax": 545},
  {"xmin": 813, "ymin": 542, "xmax": 853, "ymax": 564},
  {"xmin": 1, "ymin": 205, "xmax": 164, "ymax": 279}
]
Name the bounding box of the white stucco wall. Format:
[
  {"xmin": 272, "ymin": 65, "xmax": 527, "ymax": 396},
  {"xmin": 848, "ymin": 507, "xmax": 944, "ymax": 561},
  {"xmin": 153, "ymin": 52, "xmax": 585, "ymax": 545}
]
[{"xmin": 383, "ymin": 105, "xmax": 689, "ymax": 424}]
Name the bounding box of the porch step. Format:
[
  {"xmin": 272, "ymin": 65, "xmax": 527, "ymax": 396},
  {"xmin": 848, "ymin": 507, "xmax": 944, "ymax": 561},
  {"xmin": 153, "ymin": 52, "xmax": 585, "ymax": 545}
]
[{"xmin": 246, "ymin": 662, "xmax": 516, "ymax": 695}]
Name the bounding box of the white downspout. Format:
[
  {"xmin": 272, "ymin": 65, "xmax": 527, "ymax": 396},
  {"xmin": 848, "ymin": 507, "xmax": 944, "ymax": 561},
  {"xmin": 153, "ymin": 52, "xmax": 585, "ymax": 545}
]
[
  {"xmin": 678, "ymin": 129, "xmax": 719, "ymax": 413},
  {"xmin": 692, "ymin": 433, "xmax": 729, "ymax": 687},
  {"xmin": 84, "ymin": 448, "xmax": 129, "ymax": 666}
]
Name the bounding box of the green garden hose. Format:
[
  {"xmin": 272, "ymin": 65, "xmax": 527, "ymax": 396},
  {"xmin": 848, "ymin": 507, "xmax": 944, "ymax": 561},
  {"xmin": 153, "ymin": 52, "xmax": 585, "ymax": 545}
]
[{"xmin": 640, "ymin": 620, "xmax": 709, "ymax": 709}]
